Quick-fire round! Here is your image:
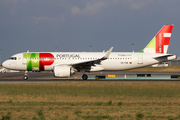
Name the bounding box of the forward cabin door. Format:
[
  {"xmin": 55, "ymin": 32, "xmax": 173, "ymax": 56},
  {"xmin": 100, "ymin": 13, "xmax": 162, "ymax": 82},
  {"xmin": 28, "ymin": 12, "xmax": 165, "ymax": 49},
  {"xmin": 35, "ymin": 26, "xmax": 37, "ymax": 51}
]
[
  {"xmin": 22, "ymin": 54, "xmax": 27, "ymax": 64},
  {"xmin": 137, "ymin": 54, "xmax": 143, "ymax": 64}
]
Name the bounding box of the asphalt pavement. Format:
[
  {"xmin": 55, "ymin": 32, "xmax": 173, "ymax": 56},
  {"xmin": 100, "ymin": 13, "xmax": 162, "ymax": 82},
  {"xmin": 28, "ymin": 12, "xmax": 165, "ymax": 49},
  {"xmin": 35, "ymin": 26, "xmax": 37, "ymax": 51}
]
[{"xmin": 1, "ymin": 71, "xmax": 180, "ymax": 83}]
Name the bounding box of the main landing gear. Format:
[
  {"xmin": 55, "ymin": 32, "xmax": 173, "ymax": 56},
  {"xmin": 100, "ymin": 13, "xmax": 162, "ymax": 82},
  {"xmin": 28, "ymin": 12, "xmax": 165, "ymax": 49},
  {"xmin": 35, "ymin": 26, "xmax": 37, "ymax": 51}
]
[
  {"xmin": 82, "ymin": 74, "xmax": 88, "ymax": 80},
  {"xmin": 23, "ymin": 71, "xmax": 28, "ymax": 80}
]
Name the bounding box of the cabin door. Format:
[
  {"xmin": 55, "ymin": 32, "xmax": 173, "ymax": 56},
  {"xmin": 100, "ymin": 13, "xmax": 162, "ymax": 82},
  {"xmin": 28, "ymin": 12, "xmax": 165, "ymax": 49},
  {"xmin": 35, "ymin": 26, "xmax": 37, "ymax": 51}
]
[
  {"xmin": 22, "ymin": 55, "xmax": 27, "ymax": 64},
  {"xmin": 138, "ymin": 54, "xmax": 143, "ymax": 64}
]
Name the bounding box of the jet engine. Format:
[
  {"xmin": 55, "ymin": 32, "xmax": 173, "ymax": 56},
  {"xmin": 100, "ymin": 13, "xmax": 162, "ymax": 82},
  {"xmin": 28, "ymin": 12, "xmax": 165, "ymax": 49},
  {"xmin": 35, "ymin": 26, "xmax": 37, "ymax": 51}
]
[{"xmin": 53, "ymin": 66, "xmax": 75, "ymax": 77}]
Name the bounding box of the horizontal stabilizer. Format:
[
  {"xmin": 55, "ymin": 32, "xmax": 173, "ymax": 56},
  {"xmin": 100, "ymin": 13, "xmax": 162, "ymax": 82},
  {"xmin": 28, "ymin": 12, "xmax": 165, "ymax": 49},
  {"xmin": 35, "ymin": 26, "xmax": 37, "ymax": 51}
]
[{"xmin": 153, "ymin": 54, "xmax": 177, "ymax": 61}]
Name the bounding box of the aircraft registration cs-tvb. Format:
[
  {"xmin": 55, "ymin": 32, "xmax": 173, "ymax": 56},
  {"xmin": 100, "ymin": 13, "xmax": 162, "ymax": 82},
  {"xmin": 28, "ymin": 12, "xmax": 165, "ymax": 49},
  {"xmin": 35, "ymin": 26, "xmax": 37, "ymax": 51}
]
[{"xmin": 2, "ymin": 25, "xmax": 177, "ymax": 80}]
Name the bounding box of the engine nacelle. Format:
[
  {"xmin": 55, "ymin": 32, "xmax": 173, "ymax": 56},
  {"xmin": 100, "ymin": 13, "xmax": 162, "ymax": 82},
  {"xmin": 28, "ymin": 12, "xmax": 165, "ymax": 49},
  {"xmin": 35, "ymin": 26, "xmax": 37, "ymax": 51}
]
[{"xmin": 53, "ymin": 66, "xmax": 75, "ymax": 77}]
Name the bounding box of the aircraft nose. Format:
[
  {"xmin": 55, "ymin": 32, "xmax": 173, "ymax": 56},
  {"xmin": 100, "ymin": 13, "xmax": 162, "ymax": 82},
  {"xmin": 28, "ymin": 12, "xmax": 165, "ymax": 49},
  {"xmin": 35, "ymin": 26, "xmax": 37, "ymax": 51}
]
[{"xmin": 2, "ymin": 60, "xmax": 9, "ymax": 68}]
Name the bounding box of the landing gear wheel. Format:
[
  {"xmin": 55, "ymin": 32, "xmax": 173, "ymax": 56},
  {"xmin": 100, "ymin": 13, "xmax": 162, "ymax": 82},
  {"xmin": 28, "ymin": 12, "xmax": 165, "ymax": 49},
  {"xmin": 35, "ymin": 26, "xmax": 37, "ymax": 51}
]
[
  {"xmin": 23, "ymin": 75, "xmax": 28, "ymax": 80},
  {"xmin": 82, "ymin": 74, "xmax": 88, "ymax": 80},
  {"xmin": 24, "ymin": 71, "xmax": 29, "ymax": 80}
]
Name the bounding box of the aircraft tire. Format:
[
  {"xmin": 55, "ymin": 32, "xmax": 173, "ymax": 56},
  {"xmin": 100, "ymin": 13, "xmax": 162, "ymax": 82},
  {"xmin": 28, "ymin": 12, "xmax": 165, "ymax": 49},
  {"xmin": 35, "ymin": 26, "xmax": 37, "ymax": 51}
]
[
  {"xmin": 82, "ymin": 74, "xmax": 88, "ymax": 80},
  {"xmin": 23, "ymin": 76, "xmax": 28, "ymax": 80}
]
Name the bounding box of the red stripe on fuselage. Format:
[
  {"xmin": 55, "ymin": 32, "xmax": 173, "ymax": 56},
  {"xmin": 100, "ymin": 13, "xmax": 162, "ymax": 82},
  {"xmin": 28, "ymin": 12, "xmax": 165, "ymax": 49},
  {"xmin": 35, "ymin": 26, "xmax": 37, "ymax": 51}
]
[{"xmin": 39, "ymin": 53, "xmax": 54, "ymax": 71}]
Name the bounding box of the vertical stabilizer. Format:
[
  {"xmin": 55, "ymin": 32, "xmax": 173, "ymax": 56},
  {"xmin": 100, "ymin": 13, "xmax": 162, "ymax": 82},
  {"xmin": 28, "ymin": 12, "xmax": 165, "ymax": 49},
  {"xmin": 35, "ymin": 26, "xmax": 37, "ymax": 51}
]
[{"xmin": 139, "ymin": 25, "xmax": 174, "ymax": 54}]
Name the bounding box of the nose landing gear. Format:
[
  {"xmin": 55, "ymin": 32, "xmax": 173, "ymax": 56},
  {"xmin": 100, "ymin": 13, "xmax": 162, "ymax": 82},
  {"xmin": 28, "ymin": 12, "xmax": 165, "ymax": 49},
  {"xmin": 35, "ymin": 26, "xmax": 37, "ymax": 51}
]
[
  {"xmin": 23, "ymin": 75, "xmax": 28, "ymax": 80},
  {"xmin": 23, "ymin": 71, "xmax": 28, "ymax": 80}
]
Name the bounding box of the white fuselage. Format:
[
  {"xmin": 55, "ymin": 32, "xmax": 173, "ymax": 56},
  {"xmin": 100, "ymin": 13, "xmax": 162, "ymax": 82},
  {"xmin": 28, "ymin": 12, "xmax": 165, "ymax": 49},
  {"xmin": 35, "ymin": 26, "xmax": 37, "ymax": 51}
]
[{"xmin": 2, "ymin": 52, "xmax": 176, "ymax": 72}]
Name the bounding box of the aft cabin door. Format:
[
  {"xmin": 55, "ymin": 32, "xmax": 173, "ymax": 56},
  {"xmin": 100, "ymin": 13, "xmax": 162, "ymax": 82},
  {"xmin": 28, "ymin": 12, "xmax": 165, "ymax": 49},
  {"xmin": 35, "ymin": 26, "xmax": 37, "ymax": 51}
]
[{"xmin": 138, "ymin": 54, "xmax": 143, "ymax": 64}]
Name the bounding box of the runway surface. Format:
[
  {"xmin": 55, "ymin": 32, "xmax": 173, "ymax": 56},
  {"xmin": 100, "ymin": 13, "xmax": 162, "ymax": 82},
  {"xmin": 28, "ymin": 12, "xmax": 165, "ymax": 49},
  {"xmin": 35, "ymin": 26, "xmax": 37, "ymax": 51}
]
[{"xmin": 1, "ymin": 71, "xmax": 180, "ymax": 83}]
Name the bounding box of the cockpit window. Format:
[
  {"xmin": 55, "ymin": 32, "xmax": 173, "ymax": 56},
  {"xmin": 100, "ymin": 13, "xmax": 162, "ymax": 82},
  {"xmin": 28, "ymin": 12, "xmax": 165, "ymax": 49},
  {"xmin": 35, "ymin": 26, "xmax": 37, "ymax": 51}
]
[{"xmin": 9, "ymin": 57, "xmax": 17, "ymax": 60}]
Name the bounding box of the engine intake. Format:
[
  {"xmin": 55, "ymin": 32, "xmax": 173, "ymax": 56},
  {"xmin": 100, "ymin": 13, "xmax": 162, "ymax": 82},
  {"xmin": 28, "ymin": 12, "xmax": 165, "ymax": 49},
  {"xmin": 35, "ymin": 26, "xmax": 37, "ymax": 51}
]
[{"xmin": 53, "ymin": 66, "xmax": 75, "ymax": 77}]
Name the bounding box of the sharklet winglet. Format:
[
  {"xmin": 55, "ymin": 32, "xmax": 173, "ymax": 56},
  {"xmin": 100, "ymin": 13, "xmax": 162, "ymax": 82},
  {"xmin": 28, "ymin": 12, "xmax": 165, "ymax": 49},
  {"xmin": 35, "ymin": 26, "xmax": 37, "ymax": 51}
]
[{"xmin": 103, "ymin": 47, "xmax": 113, "ymax": 59}]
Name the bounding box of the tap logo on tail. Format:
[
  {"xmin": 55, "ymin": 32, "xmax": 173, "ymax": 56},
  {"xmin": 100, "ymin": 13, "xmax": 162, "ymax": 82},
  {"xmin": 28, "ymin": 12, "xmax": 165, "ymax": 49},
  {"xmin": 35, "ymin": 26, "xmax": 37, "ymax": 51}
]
[{"xmin": 139, "ymin": 25, "xmax": 173, "ymax": 54}]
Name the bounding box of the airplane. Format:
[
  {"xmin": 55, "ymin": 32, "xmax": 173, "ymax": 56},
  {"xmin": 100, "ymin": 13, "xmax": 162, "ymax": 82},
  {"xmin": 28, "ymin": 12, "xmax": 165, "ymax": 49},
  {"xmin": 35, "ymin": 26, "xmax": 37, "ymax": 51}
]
[{"xmin": 2, "ymin": 25, "xmax": 177, "ymax": 80}]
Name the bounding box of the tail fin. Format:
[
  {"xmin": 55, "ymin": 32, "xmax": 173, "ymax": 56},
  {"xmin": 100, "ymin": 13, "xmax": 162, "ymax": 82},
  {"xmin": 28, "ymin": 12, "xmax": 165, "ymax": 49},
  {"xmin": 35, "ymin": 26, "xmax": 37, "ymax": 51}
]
[{"xmin": 139, "ymin": 25, "xmax": 174, "ymax": 54}]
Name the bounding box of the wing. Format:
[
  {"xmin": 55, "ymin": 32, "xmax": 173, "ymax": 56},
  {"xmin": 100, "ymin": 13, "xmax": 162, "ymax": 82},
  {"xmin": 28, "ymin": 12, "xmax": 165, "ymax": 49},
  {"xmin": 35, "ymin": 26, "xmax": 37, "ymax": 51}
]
[{"xmin": 71, "ymin": 47, "xmax": 113, "ymax": 68}]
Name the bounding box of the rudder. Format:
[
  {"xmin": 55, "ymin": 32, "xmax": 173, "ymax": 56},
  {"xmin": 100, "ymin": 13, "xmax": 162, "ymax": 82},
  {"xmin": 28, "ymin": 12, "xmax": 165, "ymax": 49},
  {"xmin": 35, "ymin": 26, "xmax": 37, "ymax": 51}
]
[{"xmin": 139, "ymin": 25, "xmax": 174, "ymax": 54}]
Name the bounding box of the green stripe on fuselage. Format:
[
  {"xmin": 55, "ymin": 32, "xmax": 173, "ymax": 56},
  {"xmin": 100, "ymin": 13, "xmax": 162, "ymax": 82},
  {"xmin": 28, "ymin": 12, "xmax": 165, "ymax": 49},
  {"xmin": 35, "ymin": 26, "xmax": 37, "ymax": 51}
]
[{"xmin": 23, "ymin": 53, "xmax": 40, "ymax": 71}]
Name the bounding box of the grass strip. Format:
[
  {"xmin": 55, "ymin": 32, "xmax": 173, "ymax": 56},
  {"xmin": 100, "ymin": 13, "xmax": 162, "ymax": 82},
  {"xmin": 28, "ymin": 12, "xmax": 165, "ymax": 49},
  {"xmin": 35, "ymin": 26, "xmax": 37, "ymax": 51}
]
[{"xmin": 0, "ymin": 82, "xmax": 180, "ymax": 119}]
